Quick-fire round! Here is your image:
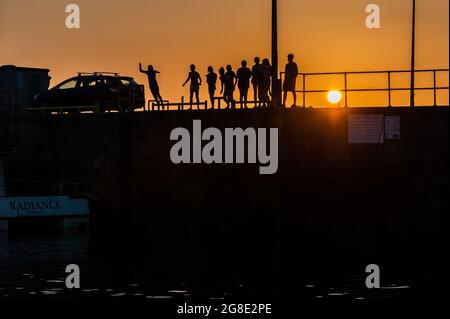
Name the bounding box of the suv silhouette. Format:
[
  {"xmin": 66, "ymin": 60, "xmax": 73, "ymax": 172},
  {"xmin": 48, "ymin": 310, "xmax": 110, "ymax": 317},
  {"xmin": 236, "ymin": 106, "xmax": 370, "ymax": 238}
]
[{"xmin": 34, "ymin": 72, "xmax": 145, "ymax": 112}]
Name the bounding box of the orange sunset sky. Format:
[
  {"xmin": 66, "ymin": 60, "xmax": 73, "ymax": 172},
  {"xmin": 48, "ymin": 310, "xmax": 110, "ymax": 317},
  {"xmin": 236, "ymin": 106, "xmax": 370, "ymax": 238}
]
[{"xmin": 0, "ymin": 0, "xmax": 448, "ymax": 106}]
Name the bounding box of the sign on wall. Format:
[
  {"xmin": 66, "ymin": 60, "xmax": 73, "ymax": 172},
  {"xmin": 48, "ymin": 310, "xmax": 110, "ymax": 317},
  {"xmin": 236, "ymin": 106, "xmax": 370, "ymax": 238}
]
[
  {"xmin": 0, "ymin": 196, "xmax": 89, "ymax": 218},
  {"xmin": 385, "ymin": 116, "xmax": 401, "ymax": 140},
  {"xmin": 348, "ymin": 114, "xmax": 384, "ymax": 144}
]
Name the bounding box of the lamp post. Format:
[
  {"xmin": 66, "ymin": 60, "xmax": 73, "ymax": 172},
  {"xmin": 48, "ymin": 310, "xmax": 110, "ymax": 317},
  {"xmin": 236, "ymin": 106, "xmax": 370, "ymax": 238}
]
[
  {"xmin": 271, "ymin": 0, "xmax": 281, "ymax": 108},
  {"xmin": 410, "ymin": 0, "xmax": 416, "ymax": 107}
]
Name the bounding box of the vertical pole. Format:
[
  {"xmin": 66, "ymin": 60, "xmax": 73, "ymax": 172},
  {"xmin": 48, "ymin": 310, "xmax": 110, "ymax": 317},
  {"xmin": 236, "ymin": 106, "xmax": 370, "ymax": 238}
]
[
  {"xmin": 302, "ymin": 74, "xmax": 306, "ymax": 107},
  {"xmin": 272, "ymin": 0, "xmax": 280, "ymax": 108},
  {"xmin": 410, "ymin": 0, "xmax": 416, "ymax": 107},
  {"xmin": 0, "ymin": 158, "xmax": 6, "ymax": 196},
  {"xmin": 433, "ymin": 70, "xmax": 437, "ymax": 107},
  {"xmin": 344, "ymin": 73, "xmax": 348, "ymax": 108},
  {"xmin": 388, "ymin": 71, "xmax": 392, "ymax": 107}
]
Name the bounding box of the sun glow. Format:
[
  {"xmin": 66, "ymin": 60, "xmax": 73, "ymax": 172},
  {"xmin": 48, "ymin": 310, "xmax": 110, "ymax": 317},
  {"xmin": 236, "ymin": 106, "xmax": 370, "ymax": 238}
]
[{"xmin": 327, "ymin": 91, "xmax": 342, "ymax": 104}]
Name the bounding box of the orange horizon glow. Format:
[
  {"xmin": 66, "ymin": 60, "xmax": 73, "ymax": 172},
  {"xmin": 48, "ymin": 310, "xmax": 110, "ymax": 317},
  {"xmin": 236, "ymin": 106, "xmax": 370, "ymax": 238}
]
[{"xmin": 1, "ymin": 0, "xmax": 448, "ymax": 107}]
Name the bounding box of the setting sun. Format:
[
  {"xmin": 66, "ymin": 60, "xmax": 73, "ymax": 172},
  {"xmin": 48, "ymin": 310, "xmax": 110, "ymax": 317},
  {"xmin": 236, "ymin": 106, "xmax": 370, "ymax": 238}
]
[{"xmin": 327, "ymin": 90, "xmax": 342, "ymax": 104}]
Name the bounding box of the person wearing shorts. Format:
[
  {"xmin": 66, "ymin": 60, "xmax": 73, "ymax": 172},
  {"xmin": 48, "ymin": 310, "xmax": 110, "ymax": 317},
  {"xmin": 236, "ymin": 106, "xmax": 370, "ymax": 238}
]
[
  {"xmin": 282, "ymin": 54, "xmax": 299, "ymax": 108},
  {"xmin": 183, "ymin": 64, "xmax": 203, "ymax": 109}
]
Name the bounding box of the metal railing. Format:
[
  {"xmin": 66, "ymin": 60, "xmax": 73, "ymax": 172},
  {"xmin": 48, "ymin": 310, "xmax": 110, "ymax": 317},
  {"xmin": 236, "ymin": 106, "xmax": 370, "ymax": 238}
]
[
  {"xmin": 150, "ymin": 97, "xmax": 208, "ymax": 111},
  {"xmin": 215, "ymin": 98, "xmax": 261, "ymax": 109},
  {"xmin": 149, "ymin": 97, "xmax": 264, "ymax": 111},
  {"xmin": 147, "ymin": 99, "xmax": 170, "ymax": 111},
  {"xmin": 280, "ymin": 69, "xmax": 449, "ymax": 108},
  {"xmin": 28, "ymin": 105, "xmax": 100, "ymax": 115}
]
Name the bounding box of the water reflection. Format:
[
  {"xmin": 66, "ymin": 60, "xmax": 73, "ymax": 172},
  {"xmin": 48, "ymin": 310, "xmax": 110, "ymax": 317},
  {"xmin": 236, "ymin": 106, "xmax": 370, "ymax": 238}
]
[{"xmin": 0, "ymin": 232, "xmax": 432, "ymax": 300}]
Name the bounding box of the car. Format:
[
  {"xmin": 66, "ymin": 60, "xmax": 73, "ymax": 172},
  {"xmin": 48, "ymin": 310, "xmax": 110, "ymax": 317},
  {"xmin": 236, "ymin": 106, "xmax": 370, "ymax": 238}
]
[{"xmin": 33, "ymin": 72, "xmax": 145, "ymax": 112}]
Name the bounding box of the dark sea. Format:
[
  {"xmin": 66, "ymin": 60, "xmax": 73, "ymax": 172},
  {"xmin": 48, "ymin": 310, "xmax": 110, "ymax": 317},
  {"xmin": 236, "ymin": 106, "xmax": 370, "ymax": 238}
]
[{"xmin": 1, "ymin": 230, "xmax": 445, "ymax": 303}]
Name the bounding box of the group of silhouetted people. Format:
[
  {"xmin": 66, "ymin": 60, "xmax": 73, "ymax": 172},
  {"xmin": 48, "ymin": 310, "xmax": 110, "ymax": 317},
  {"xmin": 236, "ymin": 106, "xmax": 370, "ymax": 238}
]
[{"xmin": 139, "ymin": 54, "xmax": 299, "ymax": 110}]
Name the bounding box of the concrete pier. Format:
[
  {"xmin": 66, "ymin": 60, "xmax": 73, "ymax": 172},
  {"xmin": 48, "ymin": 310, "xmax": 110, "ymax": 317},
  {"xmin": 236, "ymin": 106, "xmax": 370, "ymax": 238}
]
[{"xmin": 1, "ymin": 107, "xmax": 448, "ymax": 278}]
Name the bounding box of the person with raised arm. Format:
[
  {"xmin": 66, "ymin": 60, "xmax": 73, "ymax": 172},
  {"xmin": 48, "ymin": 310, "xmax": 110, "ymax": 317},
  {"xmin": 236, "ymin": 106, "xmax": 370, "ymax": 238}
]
[{"xmin": 139, "ymin": 63, "xmax": 164, "ymax": 107}]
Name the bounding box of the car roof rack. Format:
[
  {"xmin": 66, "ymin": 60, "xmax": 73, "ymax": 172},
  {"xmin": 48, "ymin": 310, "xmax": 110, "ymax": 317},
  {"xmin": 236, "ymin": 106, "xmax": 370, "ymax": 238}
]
[{"xmin": 77, "ymin": 72, "xmax": 120, "ymax": 76}]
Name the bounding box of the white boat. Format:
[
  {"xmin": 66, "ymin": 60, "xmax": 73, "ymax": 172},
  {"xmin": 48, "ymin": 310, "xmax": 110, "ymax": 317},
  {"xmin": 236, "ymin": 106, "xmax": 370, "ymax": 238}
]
[{"xmin": 0, "ymin": 195, "xmax": 89, "ymax": 232}]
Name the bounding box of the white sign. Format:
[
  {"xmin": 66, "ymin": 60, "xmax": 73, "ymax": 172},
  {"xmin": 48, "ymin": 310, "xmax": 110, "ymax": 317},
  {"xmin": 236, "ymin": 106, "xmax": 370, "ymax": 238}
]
[
  {"xmin": 385, "ymin": 116, "xmax": 401, "ymax": 140},
  {"xmin": 348, "ymin": 114, "xmax": 384, "ymax": 144},
  {"xmin": 0, "ymin": 196, "xmax": 89, "ymax": 218}
]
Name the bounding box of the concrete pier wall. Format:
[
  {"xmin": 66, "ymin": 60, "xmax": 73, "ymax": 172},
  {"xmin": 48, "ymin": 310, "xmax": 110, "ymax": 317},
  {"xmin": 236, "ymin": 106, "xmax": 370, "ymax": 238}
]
[{"xmin": 1, "ymin": 107, "xmax": 448, "ymax": 278}]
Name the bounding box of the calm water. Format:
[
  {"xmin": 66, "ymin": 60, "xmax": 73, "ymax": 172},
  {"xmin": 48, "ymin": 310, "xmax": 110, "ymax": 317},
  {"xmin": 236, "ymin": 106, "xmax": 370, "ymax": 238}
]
[{"xmin": 0, "ymin": 231, "xmax": 444, "ymax": 301}]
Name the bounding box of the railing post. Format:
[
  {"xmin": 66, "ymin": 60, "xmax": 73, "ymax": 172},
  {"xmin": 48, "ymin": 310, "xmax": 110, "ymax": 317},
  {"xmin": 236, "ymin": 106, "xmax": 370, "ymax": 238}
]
[
  {"xmin": 302, "ymin": 74, "xmax": 306, "ymax": 108},
  {"xmin": 344, "ymin": 73, "xmax": 348, "ymax": 108},
  {"xmin": 388, "ymin": 71, "xmax": 392, "ymax": 108},
  {"xmin": 433, "ymin": 70, "xmax": 437, "ymax": 107},
  {"xmin": 279, "ymin": 72, "xmax": 283, "ymax": 108}
]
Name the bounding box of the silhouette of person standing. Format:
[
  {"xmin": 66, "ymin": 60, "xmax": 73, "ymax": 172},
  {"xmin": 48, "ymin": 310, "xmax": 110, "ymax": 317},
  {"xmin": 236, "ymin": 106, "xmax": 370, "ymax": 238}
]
[
  {"xmin": 282, "ymin": 54, "xmax": 299, "ymax": 107},
  {"xmin": 259, "ymin": 58, "xmax": 272, "ymax": 106},
  {"xmin": 183, "ymin": 64, "xmax": 202, "ymax": 109},
  {"xmin": 219, "ymin": 67, "xmax": 233, "ymax": 109},
  {"xmin": 206, "ymin": 66, "xmax": 218, "ymax": 109},
  {"xmin": 139, "ymin": 63, "xmax": 164, "ymax": 107},
  {"xmin": 251, "ymin": 57, "xmax": 262, "ymax": 106},
  {"xmin": 236, "ymin": 60, "xmax": 252, "ymax": 108},
  {"xmin": 225, "ymin": 65, "xmax": 237, "ymax": 107}
]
